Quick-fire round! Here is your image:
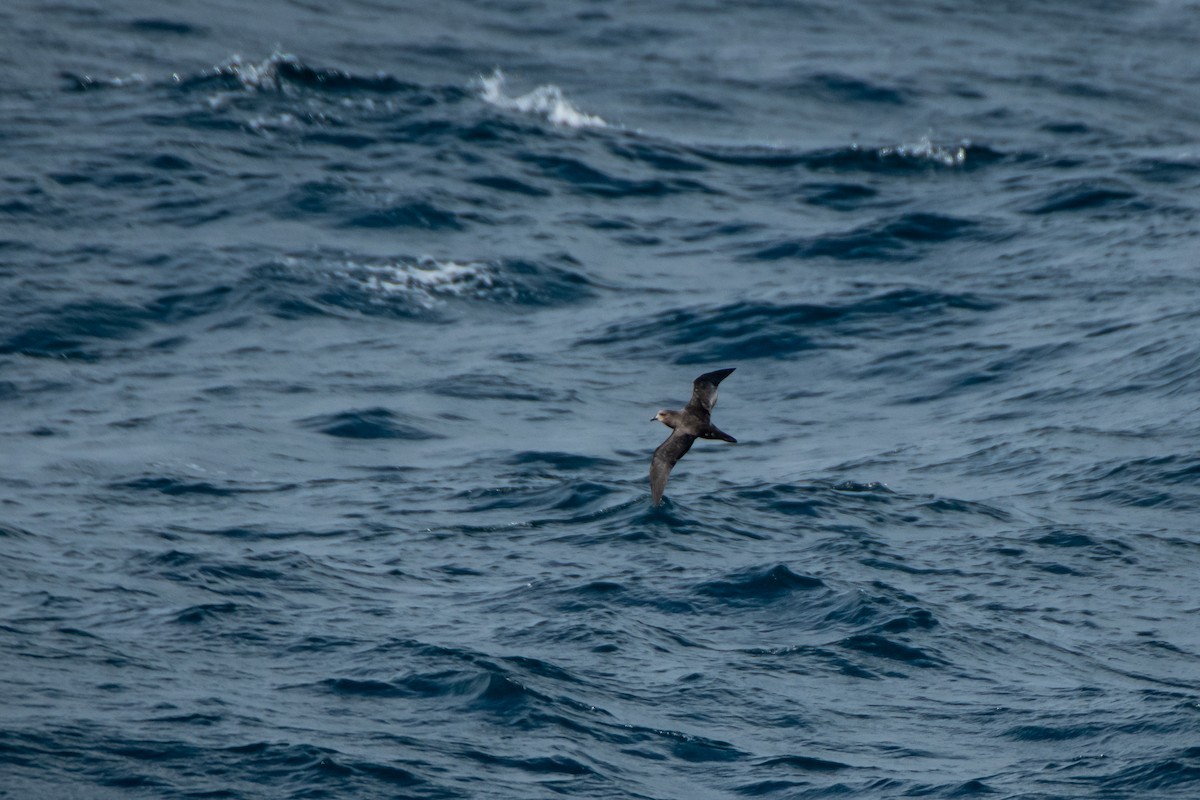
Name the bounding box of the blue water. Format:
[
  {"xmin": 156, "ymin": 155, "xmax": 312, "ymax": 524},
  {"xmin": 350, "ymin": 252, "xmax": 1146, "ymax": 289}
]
[{"xmin": 3, "ymin": 1, "xmax": 1200, "ymax": 797}]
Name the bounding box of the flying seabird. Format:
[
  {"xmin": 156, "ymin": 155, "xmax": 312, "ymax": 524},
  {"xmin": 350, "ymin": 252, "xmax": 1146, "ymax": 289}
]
[{"xmin": 649, "ymin": 368, "xmax": 737, "ymax": 505}]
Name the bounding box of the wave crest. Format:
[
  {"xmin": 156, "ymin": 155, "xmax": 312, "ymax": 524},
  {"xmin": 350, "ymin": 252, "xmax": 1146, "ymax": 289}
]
[
  {"xmin": 477, "ymin": 69, "xmax": 607, "ymax": 129},
  {"xmin": 262, "ymin": 253, "xmax": 592, "ymax": 318}
]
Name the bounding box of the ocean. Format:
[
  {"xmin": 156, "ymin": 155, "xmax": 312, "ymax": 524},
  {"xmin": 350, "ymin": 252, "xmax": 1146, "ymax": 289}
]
[{"xmin": 2, "ymin": 0, "xmax": 1199, "ymax": 797}]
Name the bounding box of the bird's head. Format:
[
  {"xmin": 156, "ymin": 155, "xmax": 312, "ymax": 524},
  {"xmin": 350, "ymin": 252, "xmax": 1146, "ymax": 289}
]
[{"xmin": 652, "ymin": 410, "xmax": 676, "ymax": 427}]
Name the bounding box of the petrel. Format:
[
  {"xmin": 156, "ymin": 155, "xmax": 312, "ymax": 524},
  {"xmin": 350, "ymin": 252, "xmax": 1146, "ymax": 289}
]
[{"xmin": 649, "ymin": 368, "xmax": 737, "ymax": 505}]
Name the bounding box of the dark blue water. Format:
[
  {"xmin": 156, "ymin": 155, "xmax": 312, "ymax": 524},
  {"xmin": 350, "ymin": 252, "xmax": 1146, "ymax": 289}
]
[{"xmin": 3, "ymin": 1, "xmax": 1200, "ymax": 797}]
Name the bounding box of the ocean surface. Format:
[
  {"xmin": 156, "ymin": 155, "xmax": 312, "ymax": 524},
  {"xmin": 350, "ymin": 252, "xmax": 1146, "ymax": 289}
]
[{"xmin": 3, "ymin": 1, "xmax": 1200, "ymax": 797}]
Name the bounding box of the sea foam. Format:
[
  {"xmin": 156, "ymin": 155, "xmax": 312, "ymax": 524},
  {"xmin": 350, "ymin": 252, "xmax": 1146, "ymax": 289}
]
[{"xmin": 477, "ymin": 69, "xmax": 607, "ymax": 129}]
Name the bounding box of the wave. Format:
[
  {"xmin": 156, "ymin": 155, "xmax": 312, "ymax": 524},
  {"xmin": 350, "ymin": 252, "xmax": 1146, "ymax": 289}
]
[
  {"xmin": 0, "ymin": 723, "xmax": 448, "ymax": 797},
  {"xmin": 517, "ymin": 152, "xmax": 716, "ymax": 197},
  {"xmin": 427, "ymin": 374, "xmax": 575, "ymax": 403},
  {"xmin": 0, "ymin": 287, "xmax": 231, "ymax": 360},
  {"xmin": 506, "ymin": 452, "xmax": 620, "ymax": 471},
  {"xmin": 748, "ymin": 212, "xmax": 979, "ymax": 261},
  {"xmin": 756, "ymin": 754, "xmax": 851, "ymax": 772},
  {"xmin": 893, "ymin": 340, "xmax": 1074, "ymax": 404},
  {"xmin": 66, "ymin": 52, "xmax": 435, "ymax": 120},
  {"xmin": 1063, "ymin": 454, "xmax": 1200, "ymax": 511},
  {"xmin": 798, "ymin": 72, "xmax": 910, "ymax": 105},
  {"xmin": 110, "ymin": 477, "xmax": 243, "ymax": 497},
  {"xmin": 476, "ymin": 69, "xmax": 607, "ymax": 129},
  {"xmin": 128, "ymin": 18, "xmax": 204, "ymax": 36},
  {"xmin": 1123, "ymin": 156, "xmax": 1200, "ymax": 185},
  {"xmin": 1025, "ymin": 179, "xmax": 1143, "ymax": 215},
  {"xmin": 871, "ymin": 136, "xmax": 980, "ymax": 168},
  {"xmin": 578, "ymin": 288, "xmax": 996, "ymax": 362},
  {"xmin": 342, "ymin": 201, "xmax": 467, "ymax": 231},
  {"xmin": 837, "ymin": 633, "xmax": 946, "ymax": 668},
  {"xmin": 65, "ymin": 52, "xmax": 471, "ymax": 149},
  {"xmin": 298, "ymin": 408, "xmax": 442, "ymax": 441},
  {"xmin": 176, "ymin": 51, "xmax": 424, "ymax": 96},
  {"xmin": 457, "ymin": 480, "xmax": 621, "ymax": 515},
  {"xmin": 62, "ymin": 72, "xmax": 149, "ymax": 91},
  {"xmin": 688, "ymin": 138, "xmax": 1006, "ymax": 172},
  {"xmin": 283, "ymin": 182, "xmax": 481, "ymax": 230},
  {"xmin": 261, "ymin": 252, "xmax": 593, "ymax": 318},
  {"xmin": 1093, "ymin": 747, "xmax": 1200, "ymax": 793},
  {"xmin": 695, "ymin": 564, "xmax": 825, "ymax": 603}
]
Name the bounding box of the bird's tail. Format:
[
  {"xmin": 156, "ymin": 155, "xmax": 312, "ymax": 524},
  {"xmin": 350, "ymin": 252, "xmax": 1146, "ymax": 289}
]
[{"xmin": 701, "ymin": 425, "xmax": 736, "ymax": 443}]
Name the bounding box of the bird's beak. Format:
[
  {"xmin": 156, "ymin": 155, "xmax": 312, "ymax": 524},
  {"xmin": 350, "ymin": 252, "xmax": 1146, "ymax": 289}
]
[{"xmin": 650, "ymin": 416, "xmax": 657, "ymax": 421}]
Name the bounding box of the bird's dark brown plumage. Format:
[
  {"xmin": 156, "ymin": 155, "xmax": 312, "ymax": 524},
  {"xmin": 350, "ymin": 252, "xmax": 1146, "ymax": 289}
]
[{"xmin": 650, "ymin": 368, "xmax": 737, "ymax": 505}]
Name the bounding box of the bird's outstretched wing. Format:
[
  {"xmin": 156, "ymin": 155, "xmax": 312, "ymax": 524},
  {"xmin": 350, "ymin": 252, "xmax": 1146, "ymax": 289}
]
[
  {"xmin": 650, "ymin": 429, "xmax": 696, "ymax": 505},
  {"xmin": 686, "ymin": 368, "xmax": 736, "ymax": 415}
]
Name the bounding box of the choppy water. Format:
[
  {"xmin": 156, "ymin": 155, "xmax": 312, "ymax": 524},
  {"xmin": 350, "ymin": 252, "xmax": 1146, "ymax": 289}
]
[{"xmin": 3, "ymin": 1, "xmax": 1200, "ymax": 797}]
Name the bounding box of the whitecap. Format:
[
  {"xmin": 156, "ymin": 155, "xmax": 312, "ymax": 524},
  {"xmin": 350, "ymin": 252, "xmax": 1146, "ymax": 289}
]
[
  {"xmin": 476, "ymin": 69, "xmax": 607, "ymax": 129},
  {"xmin": 878, "ymin": 136, "xmax": 968, "ymax": 167},
  {"xmin": 270, "ymin": 252, "xmax": 591, "ymax": 315},
  {"xmin": 331, "ymin": 256, "xmax": 509, "ymax": 309},
  {"xmin": 208, "ymin": 50, "xmax": 298, "ymax": 92}
]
